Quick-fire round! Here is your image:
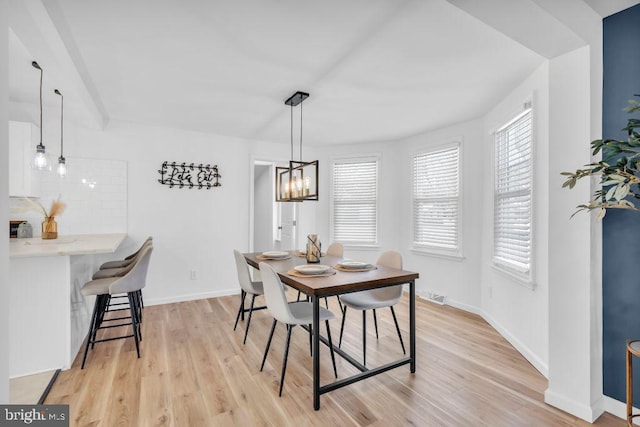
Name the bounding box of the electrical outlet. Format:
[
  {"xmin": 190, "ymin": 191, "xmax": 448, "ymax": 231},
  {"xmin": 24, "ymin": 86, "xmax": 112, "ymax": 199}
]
[{"xmin": 190, "ymin": 269, "xmax": 198, "ymax": 280}]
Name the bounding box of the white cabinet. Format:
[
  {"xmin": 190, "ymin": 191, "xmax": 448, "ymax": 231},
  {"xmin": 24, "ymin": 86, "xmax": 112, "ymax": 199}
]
[{"xmin": 9, "ymin": 121, "xmax": 40, "ymax": 198}]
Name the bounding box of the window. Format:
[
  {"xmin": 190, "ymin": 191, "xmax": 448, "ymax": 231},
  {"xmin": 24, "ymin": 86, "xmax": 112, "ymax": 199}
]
[
  {"xmin": 412, "ymin": 143, "xmax": 461, "ymax": 255},
  {"xmin": 493, "ymin": 108, "xmax": 533, "ymax": 280},
  {"xmin": 331, "ymin": 157, "xmax": 378, "ymax": 245}
]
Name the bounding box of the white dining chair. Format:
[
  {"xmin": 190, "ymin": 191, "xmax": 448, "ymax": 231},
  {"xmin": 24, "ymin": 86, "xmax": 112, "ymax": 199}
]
[
  {"xmin": 326, "ymin": 242, "xmax": 343, "ymax": 257},
  {"xmin": 259, "ymin": 262, "xmax": 338, "ymax": 396},
  {"xmin": 338, "ymin": 250, "xmax": 406, "ymax": 366},
  {"xmin": 233, "ymin": 250, "xmax": 266, "ymax": 344}
]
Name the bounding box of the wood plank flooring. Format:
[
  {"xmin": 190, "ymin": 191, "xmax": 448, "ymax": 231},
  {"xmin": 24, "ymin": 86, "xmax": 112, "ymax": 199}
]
[{"xmin": 45, "ymin": 292, "xmax": 623, "ymax": 426}]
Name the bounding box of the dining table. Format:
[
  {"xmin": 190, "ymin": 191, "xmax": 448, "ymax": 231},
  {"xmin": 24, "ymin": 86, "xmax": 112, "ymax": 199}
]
[{"xmin": 243, "ymin": 250, "xmax": 419, "ymax": 410}]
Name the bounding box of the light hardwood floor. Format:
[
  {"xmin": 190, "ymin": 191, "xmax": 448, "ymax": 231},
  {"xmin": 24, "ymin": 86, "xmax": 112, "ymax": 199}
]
[{"xmin": 45, "ymin": 292, "xmax": 623, "ymax": 426}]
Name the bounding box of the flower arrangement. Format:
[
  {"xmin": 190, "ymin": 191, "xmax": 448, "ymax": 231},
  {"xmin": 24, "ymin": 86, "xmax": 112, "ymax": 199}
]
[
  {"xmin": 20, "ymin": 196, "xmax": 66, "ymax": 219},
  {"xmin": 561, "ymin": 97, "xmax": 640, "ymax": 218},
  {"xmin": 18, "ymin": 196, "xmax": 66, "ymax": 239}
]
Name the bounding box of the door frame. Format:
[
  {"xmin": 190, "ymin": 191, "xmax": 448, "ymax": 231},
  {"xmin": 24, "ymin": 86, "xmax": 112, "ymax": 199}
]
[{"xmin": 249, "ymin": 155, "xmax": 297, "ymax": 252}]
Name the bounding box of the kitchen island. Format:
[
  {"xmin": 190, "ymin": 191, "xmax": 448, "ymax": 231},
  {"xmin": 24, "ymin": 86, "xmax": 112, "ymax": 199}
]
[{"xmin": 9, "ymin": 234, "xmax": 126, "ymax": 377}]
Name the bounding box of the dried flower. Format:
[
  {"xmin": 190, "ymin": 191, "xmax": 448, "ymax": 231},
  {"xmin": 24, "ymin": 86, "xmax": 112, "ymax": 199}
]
[{"xmin": 18, "ymin": 196, "xmax": 66, "ymax": 218}]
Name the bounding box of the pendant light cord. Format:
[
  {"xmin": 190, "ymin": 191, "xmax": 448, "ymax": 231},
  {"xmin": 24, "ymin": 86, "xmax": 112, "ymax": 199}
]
[
  {"xmin": 299, "ymin": 99, "xmax": 303, "ymax": 161},
  {"xmin": 290, "ymin": 103, "xmax": 294, "ymax": 161},
  {"xmin": 39, "ymin": 67, "xmax": 43, "ymax": 145},
  {"xmin": 60, "ymin": 93, "xmax": 63, "ymax": 157}
]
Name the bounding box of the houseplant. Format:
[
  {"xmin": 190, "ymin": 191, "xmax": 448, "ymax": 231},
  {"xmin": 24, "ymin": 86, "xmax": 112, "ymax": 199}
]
[{"xmin": 562, "ymin": 98, "xmax": 640, "ymax": 217}]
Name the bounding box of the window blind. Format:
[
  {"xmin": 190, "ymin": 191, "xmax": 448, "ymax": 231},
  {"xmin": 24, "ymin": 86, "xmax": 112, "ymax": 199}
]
[
  {"xmin": 413, "ymin": 145, "xmax": 460, "ymax": 251},
  {"xmin": 493, "ymin": 109, "xmax": 532, "ymax": 274},
  {"xmin": 332, "ymin": 159, "xmax": 378, "ymax": 245}
]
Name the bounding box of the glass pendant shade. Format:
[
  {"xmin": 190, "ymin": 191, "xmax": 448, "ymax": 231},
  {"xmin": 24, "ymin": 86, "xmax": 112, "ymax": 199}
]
[
  {"xmin": 57, "ymin": 157, "xmax": 67, "ymax": 178},
  {"xmin": 33, "ymin": 143, "xmax": 51, "ymax": 170}
]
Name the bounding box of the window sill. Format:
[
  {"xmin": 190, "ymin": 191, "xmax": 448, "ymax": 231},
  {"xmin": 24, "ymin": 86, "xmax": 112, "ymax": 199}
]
[
  {"xmin": 410, "ymin": 248, "xmax": 465, "ymax": 262},
  {"xmin": 491, "ymin": 262, "xmax": 536, "ymax": 290}
]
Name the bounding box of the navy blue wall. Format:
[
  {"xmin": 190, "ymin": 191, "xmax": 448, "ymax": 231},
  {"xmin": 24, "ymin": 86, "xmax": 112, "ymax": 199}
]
[{"xmin": 602, "ymin": 4, "xmax": 640, "ymax": 403}]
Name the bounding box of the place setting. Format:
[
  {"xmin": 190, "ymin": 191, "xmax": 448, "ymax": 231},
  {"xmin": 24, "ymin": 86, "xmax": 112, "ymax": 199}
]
[
  {"xmin": 286, "ymin": 264, "xmax": 336, "ymax": 278},
  {"xmin": 333, "ymin": 260, "xmax": 377, "ymax": 272},
  {"xmin": 256, "ymin": 250, "xmax": 292, "ymax": 261}
]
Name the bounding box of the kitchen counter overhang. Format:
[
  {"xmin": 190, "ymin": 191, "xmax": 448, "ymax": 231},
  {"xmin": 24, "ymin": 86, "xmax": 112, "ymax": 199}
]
[{"xmin": 10, "ymin": 233, "xmax": 126, "ymax": 258}]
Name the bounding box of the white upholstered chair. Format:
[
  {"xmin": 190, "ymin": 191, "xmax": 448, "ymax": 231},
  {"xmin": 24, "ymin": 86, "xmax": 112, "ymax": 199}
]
[
  {"xmin": 233, "ymin": 250, "xmax": 267, "ymax": 344},
  {"xmin": 259, "ymin": 262, "xmax": 338, "ymax": 396},
  {"xmin": 338, "ymin": 250, "xmax": 406, "ymax": 366}
]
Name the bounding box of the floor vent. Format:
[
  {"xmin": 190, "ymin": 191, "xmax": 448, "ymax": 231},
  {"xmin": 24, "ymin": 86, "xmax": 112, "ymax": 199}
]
[{"xmin": 421, "ymin": 291, "xmax": 447, "ymax": 305}]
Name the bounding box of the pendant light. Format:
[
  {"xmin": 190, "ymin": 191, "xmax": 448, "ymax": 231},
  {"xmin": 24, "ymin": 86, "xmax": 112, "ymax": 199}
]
[
  {"xmin": 54, "ymin": 89, "xmax": 67, "ymax": 178},
  {"xmin": 31, "ymin": 61, "xmax": 51, "ymax": 171},
  {"xmin": 275, "ymin": 91, "xmax": 319, "ymax": 202}
]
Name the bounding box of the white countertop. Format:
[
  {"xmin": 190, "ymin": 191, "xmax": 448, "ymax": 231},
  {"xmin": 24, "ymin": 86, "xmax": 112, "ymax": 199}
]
[{"xmin": 9, "ymin": 233, "xmax": 127, "ymax": 258}]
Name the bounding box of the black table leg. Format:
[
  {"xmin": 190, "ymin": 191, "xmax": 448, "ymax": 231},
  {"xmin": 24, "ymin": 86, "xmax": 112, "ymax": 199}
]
[
  {"xmin": 410, "ymin": 279, "xmax": 416, "ymax": 373},
  {"xmin": 313, "ymin": 295, "xmax": 320, "ymax": 410}
]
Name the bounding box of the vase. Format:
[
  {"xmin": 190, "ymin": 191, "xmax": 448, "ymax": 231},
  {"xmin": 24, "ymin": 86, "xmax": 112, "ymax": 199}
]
[{"xmin": 42, "ymin": 217, "xmax": 58, "ymax": 240}]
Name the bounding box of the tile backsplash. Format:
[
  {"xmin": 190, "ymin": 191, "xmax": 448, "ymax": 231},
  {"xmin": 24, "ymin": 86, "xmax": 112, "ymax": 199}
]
[{"xmin": 10, "ymin": 157, "xmax": 127, "ymax": 236}]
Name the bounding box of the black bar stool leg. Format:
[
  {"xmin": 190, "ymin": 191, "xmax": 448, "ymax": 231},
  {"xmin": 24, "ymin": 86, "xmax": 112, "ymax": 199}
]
[
  {"xmin": 81, "ymin": 295, "xmax": 101, "ymax": 369},
  {"xmin": 128, "ymin": 292, "xmax": 141, "ymax": 358}
]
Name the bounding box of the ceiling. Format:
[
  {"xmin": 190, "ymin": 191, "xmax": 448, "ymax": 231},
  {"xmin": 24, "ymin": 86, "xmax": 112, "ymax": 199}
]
[{"xmin": 7, "ymin": 0, "xmax": 639, "ymax": 146}]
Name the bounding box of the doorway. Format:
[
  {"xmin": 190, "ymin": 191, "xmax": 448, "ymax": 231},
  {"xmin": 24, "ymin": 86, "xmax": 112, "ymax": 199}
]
[{"xmin": 251, "ymin": 160, "xmax": 297, "ymax": 252}]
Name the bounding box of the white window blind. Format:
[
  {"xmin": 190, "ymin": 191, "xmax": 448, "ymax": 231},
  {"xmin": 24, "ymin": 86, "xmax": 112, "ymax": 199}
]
[
  {"xmin": 413, "ymin": 145, "xmax": 460, "ymax": 252},
  {"xmin": 493, "ymin": 109, "xmax": 533, "ymax": 276},
  {"xmin": 331, "ymin": 158, "xmax": 378, "ymax": 245}
]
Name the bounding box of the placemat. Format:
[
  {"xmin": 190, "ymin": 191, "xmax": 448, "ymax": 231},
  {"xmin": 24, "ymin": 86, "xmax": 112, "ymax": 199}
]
[
  {"xmin": 334, "ymin": 264, "xmax": 378, "ymax": 272},
  {"xmin": 256, "ymin": 254, "xmax": 292, "ymax": 261},
  {"xmin": 286, "ymin": 268, "xmax": 336, "ymax": 278}
]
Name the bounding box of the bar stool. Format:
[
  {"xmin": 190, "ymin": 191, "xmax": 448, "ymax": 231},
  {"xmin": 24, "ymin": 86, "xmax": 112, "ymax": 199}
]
[
  {"xmin": 92, "ymin": 239, "xmax": 152, "ymax": 318},
  {"xmin": 627, "ymin": 340, "xmax": 640, "ymax": 425},
  {"xmin": 80, "ymin": 245, "xmax": 153, "ymax": 368},
  {"xmin": 99, "ymin": 236, "xmax": 152, "ymax": 270}
]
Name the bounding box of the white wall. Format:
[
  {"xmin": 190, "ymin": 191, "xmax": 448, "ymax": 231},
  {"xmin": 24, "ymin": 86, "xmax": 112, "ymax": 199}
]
[
  {"xmin": 398, "ymin": 120, "xmax": 485, "ymax": 312},
  {"xmin": 480, "ymin": 62, "xmax": 550, "ymax": 376},
  {"xmin": 545, "ymin": 46, "xmax": 603, "ymax": 421},
  {"xmin": 1, "ymin": 0, "xmax": 11, "ymax": 403},
  {"xmin": 54, "ymin": 118, "xmax": 255, "ymax": 305}
]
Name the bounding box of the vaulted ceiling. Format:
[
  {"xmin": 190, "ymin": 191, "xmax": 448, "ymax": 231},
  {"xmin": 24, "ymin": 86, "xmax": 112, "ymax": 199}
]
[{"xmin": 7, "ymin": 0, "xmax": 639, "ymax": 145}]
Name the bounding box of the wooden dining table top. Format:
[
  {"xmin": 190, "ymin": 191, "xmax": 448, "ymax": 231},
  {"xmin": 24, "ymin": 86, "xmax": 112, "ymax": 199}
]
[{"xmin": 243, "ymin": 251, "xmax": 419, "ymax": 298}]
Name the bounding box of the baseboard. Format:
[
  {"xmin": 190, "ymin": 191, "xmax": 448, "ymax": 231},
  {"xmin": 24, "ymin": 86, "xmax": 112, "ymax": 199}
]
[
  {"xmin": 481, "ymin": 310, "xmax": 549, "ymax": 378},
  {"xmin": 603, "ymin": 395, "xmax": 639, "ymax": 424},
  {"xmin": 445, "ymin": 298, "xmax": 482, "ymax": 315},
  {"xmin": 544, "ymin": 388, "xmax": 605, "ymax": 422},
  {"xmin": 145, "ymin": 289, "xmax": 240, "ymax": 306}
]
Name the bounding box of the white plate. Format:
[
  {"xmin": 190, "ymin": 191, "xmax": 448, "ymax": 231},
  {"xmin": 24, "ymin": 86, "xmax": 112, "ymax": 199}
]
[
  {"xmin": 262, "ymin": 251, "xmax": 289, "ymax": 258},
  {"xmin": 339, "ymin": 261, "xmax": 370, "ymax": 269},
  {"xmin": 294, "ymin": 264, "xmax": 331, "ymax": 275}
]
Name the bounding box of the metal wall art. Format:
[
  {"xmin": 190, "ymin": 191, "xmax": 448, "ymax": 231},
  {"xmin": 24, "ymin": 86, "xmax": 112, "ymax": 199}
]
[{"xmin": 158, "ymin": 161, "xmax": 221, "ymax": 189}]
